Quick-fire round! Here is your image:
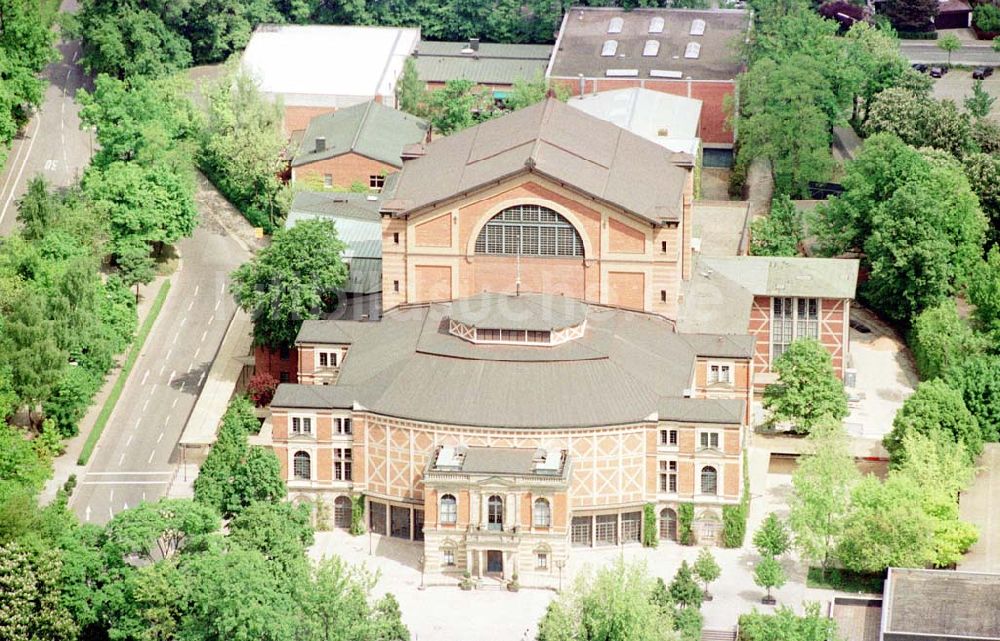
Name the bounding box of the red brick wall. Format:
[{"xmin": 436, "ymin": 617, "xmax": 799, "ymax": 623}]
[
  {"xmin": 254, "ymin": 345, "xmax": 298, "ymax": 385},
  {"xmin": 292, "ymin": 153, "xmax": 396, "ymax": 191},
  {"xmin": 557, "ymin": 76, "xmax": 736, "ymax": 145},
  {"xmin": 284, "ymin": 106, "xmax": 337, "ymax": 136}
]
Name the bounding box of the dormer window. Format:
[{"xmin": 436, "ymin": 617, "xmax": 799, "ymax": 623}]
[
  {"xmin": 643, "ymin": 40, "xmax": 660, "ymax": 57},
  {"xmin": 601, "ymin": 39, "xmax": 618, "ymax": 57},
  {"xmin": 649, "ymin": 16, "xmax": 665, "ymax": 33},
  {"xmin": 608, "ymin": 16, "xmax": 624, "ymax": 33},
  {"xmin": 708, "ymin": 362, "xmax": 733, "ymax": 385},
  {"xmin": 684, "ymin": 42, "xmax": 701, "ymax": 59},
  {"xmin": 690, "ymin": 19, "xmax": 706, "ymax": 36}
]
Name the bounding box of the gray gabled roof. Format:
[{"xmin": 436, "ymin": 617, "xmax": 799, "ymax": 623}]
[
  {"xmin": 413, "ymin": 41, "xmax": 553, "ymax": 86},
  {"xmin": 450, "ymin": 293, "xmax": 588, "ymax": 331},
  {"xmin": 659, "ymin": 398, "xmax": 744, "ymax": 424},
  {"xmin": 292, "ymin": 100, "xmax": 429, "ymax": 168},
  {"xmin": 271, "ymin": 384, "xmax": 359, "ymax": 409},
  {"xmin": 382, "ymin": 99, "xmax": 688, "ymax": 224},
  {"xmin": 274, "ymin": 295, "xmax": 753, "ymax": 429}
]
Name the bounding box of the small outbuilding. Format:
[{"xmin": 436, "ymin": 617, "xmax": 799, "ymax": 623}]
[{"xmin": 881, "ymin": 567, "xmax": 1000, "ymax": 641}]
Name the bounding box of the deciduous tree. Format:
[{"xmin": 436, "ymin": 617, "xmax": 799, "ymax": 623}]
[
  {"xmin": 968, "ymin": 246, "xmax": 1000, "ymax": 338},
  {"xmin": 692, "ymin": 548, "xmax": 721, "ymax": 599},
  {"xmin": 750, "ymin": 195, "xmax": 802, "ymax": 257},
  {"xmin": 909, "ymin": 300, "xmax": 986, "ymax": 380},
  {"xmin": 947, "ymin": 354, "xmax": 1000, "ymax": 442},
  {"xmin": 884, "ymin": 379, "xmax": 982, "ymax": 462},
  {"xmin": 669, "ymin": 560, "xmax": 703, "ymax": 609},
  {"xmin": 103, "ymin": 498, "xmax": 220, "ymax": 562},
  {"xmin": 763, "ymin": 339, "xmax": 847, "ymax": 433},
  {"xmin": 753, "ymin": 557, "xmax": 785, "ymax": 603},
  {"xmin": 753, "ymin": 513, "xmax": 791, "ymax": 559}
]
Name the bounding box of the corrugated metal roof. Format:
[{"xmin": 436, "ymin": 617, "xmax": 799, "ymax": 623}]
[
  {"xmin": 273, "ymin": 296, "xmax": 754, "ymax": 428},
  {"xmin": 412, "ymin": 41, "xmax": 553, "ymax": 85},
  {"xmin": 291, "ymin": 100, "xmax": 428, "ymax": 167},
  {"xmin": 383, "ymin": 99, "xmax": 688, "ymax": 224}
]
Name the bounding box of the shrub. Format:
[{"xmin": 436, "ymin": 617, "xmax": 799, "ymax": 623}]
[
  {"xmin": 350, "ymin": 494, "xmax": 366, "ymax": 536},
  {"xmin": 643, "ymin": 503, "xmax": 658, "ymax": 548},
  {"xmin": 974, "ymin": 3, "xmax": 1000, "ymax": 33},
  {"xmin": 910, "ymin": 300, "xmax": 987, "ymax": 379},
  {"xmin": 884, "ymin": 379, "xmax": 982, "ymax": 461},
  {"xmin": 678, "ymin": 503, "xmax": 695, "ymax": 545},
  {"xmin": 722, "ymin": 503, "xmax": 747, "ymax": 548},
  {"xmin": 750, "ymin": 195, "xmax": 803, "ymax": 257},
  {"xmin": 247, "ymin": 372, "xmax": 279, "ymax": 407}
]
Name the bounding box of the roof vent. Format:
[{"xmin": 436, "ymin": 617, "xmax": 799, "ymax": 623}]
[
  {"xmin": 366, "ymin": 195, "xmax": 378, "ymax": 201},
  {"xmin": 315, "ymin": 136, "xmax": 326, "ymax": 152},
  {"xmin": 601, "ymin": 40, "xmax": 618, "ymax": 57},
  {"xmin": 690, "ymin": 19, "xmax": 706, "ymax": 36},
  {"xmin": 649, "ymin": 16, "xmax": 665, "ymax": 33},
  {"xmin": 470, "ymin": 37, "xmax": 480, "ymax": 51},
  {"xmin": 684, "ymin": 42, "xmax": 701, "ymax": 59},
  {"xmin": 606, "ymin": 69, "xmax": 639, "ymax": 77},
  {"xmin": 643, "ymin": 40, "xmax": 660, "ymax": 57},
  {"xmin": 650, "ymin": 69, "xmax": 683, "ymax": 79},
  {"xmin": 608, "ymin": 16, "xmax": 624, "ymax": 33}
]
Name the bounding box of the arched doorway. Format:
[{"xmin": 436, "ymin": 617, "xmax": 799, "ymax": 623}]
[
  {"xmin": 659, "ymin": 508, "xmax": 677, "ymax": 541},
  {"xmin": 333, "ymin": 496, "xmax": 352, "ymax": 529}
]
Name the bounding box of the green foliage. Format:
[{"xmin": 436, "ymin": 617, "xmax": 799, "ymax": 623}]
[
  {"xmin": 750, "ymin": 195, "xmax": 802, "ymax": 257},
  {"xmin": 669, "ymin": 561, "xmax": 703, "ymax": 609},
  {"xmin": 763, "ymin": 339, "xmax": 848, "ymax": 432},
  {"xmin": 199, "ymin": 66, "xmax": 289, "ymax": 231},
  {"xmin": 965, "ymin": 80, "xmax": 996, "ymax": 119},
  {"xmin": 947, "ymin": 354, "xmax": 1000, "ymax": 442},
  {"xmin": 230, "ymin": 218, "xmax": 348, "ymax": 347},
  {"xmin": 738, "ymin": 603, "xmax": 840, "ymax": 641},
  {"xmin": 0, "ymin": 425, "xmax": 53, "ymax": 503},
  {"xmin": 504, "ymin": 73, "xmax": 571, "ymax": 111},
  {"xmin": 0, "ymin": 541, "xmax": 77, "ymax": 641},
  {"xmin": 43, "ymin": 367, "xmax": 100, "ymax": 438},
  {"xmin": 678, "ymin": 503, "xmax": 694, "ymax": 546},
  {"xmin": 969, "ymin": 246, "xmax": 1000, "ymax": 337},
  {"xmin": 228, "ymin": 501, "xmax": 314, "ymax": 576},
  {"xmin": 974, "ymin": 3, "xmax": 1000, "ymax": 32},
  {"xmin": 397, "ymin": 57, "xmax": 425, "ymax": 116},
  {"xmin": 537, "ymin": 559, "xmax": 678, "ymax": 641},
  {"xmin": 17, "ymin": 177, "xmax": 58, "ymax": 241},
  {"xmin": 103, "ymin": 498, "xmax": 220, "ymax": 562},
  {"xmin": 0, "ymin": 0, "xmax": 58, "ymax": 161},
  {"xmin": 884, "ymin": 379, "xmax": 982, "ymax": 462},
  {"xmin": 673, "ymin": 607, "xmax": 703, "ymax": 641},
  {"xmin": 0, "ymin": 293, "xmax": 67, "ymax": 421},
  {"xmin": 722, "ymin": 502, "xmax": 748, "ymax": 548},
  {"xmin": 805, "ymin": 566, "xmax": 883, "ymax": 593},
  {"xmin": 423, "ymin": 79, "xmax": 499, "ymax": 135},
  {"xmin": 846, "ymin": 22, "xmax": 930, "ymax": 126},
  {"xmin": 910, "ymin": 300, "xmax": 986, "ymax": 380},
  {"xmin": 350, "ymin": 494, "xmax": 366, "ymax": 536},
  {"xmin": 937, "ymin": 33, "xmax": 961, "ymax": 64},
  {"xmin": 815, "ymin": 134, "xmax": 988, "ymax": 323},
  {"xmin": 753, "ymin": 513, "xmax": 791, "ymax": 559},
  {"xmin": 692, "ymin": 548, "xmax": 721, "ymax": 597},
  {"xmin": 865, "ymin": 89, "xmax": 972, "ymax": 158},
  {"xmin": 643, "ymin": 503, "xmax": 658, "ymax": 548},
  {"xmin": 753, "ymin": 557, "xmax": 786, "ymax": 600},
  {"xmin": 962, "ymin": 153, "xmax": 1000, "ymax": 245},
  {"xmin": 789, "ymin": 420, "xmax": 860, "ymax": 574}
]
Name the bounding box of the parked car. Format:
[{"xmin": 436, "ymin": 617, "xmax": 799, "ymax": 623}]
[
  {"xmin": 973, "ymin": 66, "xmax": 994, "ymax": 80},
  {"xmin": 929, "ymin": 66, "xmax": 947, "ymax": 78},
  {"xmin": 912, "ymin": 63, "xmax": 928, "ymax": 73}
]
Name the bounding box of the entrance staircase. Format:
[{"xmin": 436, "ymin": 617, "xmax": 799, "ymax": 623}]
[{"xmin": 702, "ymin": 629, "xmax": 737, "ymax": 641}]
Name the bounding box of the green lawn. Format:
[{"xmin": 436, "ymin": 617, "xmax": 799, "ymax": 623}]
[{"xmin": 806, "ymin": 567, "xmax": 884, "ymax": 594}]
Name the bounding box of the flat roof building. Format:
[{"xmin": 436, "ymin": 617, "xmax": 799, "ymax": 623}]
[
  {"xmin": 242, "ymin": 25, "xmax": 420, "ymax": 133},
  {"xmin": 881, "ymin": 568, "xmax": 1000, "ymax": 641},
  {"xmin": 413, "ymin": 39, "xmax": 553, "ymax": 91}
]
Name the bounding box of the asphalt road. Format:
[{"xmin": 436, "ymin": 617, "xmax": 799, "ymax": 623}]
[
  {"xmin": 0, "ymin": 3, "xmax": 91, "ymax": 235},
  {"xmin": 71, "ymin": 219, "xmax": 249, "ymax": 524},
  {"xmin": 900, "ymin": 42, "xmax": 1000, "ymax": 66}
]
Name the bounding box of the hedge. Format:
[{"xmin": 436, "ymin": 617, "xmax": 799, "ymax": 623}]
[
  {"xmin": 678, "ymin": 503, "xmax": 695, "ymax": 545},
  {"xmin": 643, "ymin": 503, "xmax": 659, "ymax": 548}
]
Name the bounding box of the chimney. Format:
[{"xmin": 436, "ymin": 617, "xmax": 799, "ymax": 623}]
[
  {"xmin": 578, "ymin": 73, "xmax": 584, "ymax": 95},
  {"xmin": 315, "ymin": 136, "xmax": 326, "ymax": 152},
  {"xmin": 469, "ymin": 37, "xmax": 480, "ymax": 51}
]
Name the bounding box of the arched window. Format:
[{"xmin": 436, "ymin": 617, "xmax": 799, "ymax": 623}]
[
  {"xmin": 487, "ymin": 495, "xmax": 504, "ymax": 530},
  {"xmin": 474, "ymin": 205, "xmax": 583, "ymax": 257},
  {"xmin": 293, "ymin": 451, "xmax": 311, "ymax": 480},
  {"xmin": 659, "ymin": 508, "xmax": 677, "ymax": 541},
  {"xmin": 440, "ymin": 494, "xmax": 457, "ymax": 524},
  {"xmin": 533, "ymin": 498, "xmax": 551, "ymax": 527},
  {"xmin": 608, "ymin": 16, "xmax": 624, "ymax": 33},
  {"xmin": 701, "ymin": 466, "xmax": 718, "ymax": 495}
]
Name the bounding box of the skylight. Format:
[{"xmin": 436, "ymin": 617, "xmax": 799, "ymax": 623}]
[
  {"xmin": 601, "ymin": 39, "xmax": 618, "ymax": 57},
  {"xmin": 684, "ymin": 42, "xmax": 701, "ymax": 59},
  {"xmin": 649, "ymin": 16, "xmax": 665, "ymax": 33},
  {"xmin": 690, "ymin": 19, "xmax": 706, "ymax": 36},
  {"xmin": 608, "ymin": 16, "xmax": 624, "ymax": 33},
  {"xmin": 643, "ymin": 40, "xmax": 660, "ymax": 57}
]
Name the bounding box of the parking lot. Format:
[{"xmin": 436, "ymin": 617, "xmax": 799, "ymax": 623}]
[{"xmin": 931, "ymin": 69, "xmax": 1000, "ymax": 121}]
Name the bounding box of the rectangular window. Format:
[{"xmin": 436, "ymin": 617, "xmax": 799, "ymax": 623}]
[
  {"xmin": 393, "ymin": 232, "xmax": 399, "ymax": 244},
  {"xmin": 393, "ymin": 280, "xmax": 400, "ymax": 292},
  {"xmin": 659, "ymin": 460, "xmax": 677, "ymax": 493},
  {"xmin": 335, "ymin": 417, "xmax": 352, "ymax": 435},
  {"xmin": 279, "ymin": 371, "xmax": 290, "ymax": 383},
  {"xmin": 658, "ymin": 429, "xmax": 678, "ymax": 446},
  {"xmin": 699, "ymin": 432, "xmax": 720, "ymax": 450},
  {"xmin": 334, "ymin": 448, "xmax": 352, "ymax": 481},
  {"xmin": 443, "ymin": 549, "xmax": 455, "ymax": 566},
  {"xmin": 323, "ymin": 174, "xmax": 333, "ymax": 188},
  {"xmin": 772, "ymin": 297, "xmax": 819, "ymax": 361},
  {"xmin": 660, "ymin": 290, "xmax": 667, "ymax": 303},
  {"xmin": 370, "ymin": 174, "xmax": 385, "ymax": 190},
  {"xmin": 291, "ymin": 416, "xmax": 313, "ymax": 436},
  {"xmin": 708, "ymin": 363, "xmax": 732, "ymax": 384},
  {"xmin": 279, "ymin": 345, "xmax": 291, "ymax": 360},
  {"xmin": 661, "ymin": 240, "xmax": 667, "ymax": 253},
  {"xmin": 537, "ymin": 553, "xmax": 548, "ymax": 569},
  {"xmin": 319, "ymin": 352, "xmax": 328, "ymax": 367}
]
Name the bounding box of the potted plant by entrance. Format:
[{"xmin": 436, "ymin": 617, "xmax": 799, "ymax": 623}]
[
  {"xmin": 460, "ymin": 570, "xmax": 474, "ymax": 591},
  {"xmin": 507, "ymin": 573, "xmax": 520, "ymax": 592}
]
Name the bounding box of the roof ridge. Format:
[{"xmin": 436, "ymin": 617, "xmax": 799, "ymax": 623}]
[
  {"xmin": 351, "ymin": 100, "xmax": 377, "ymax": 153},
  {"xmin": 526, "ymin": 100, "xmax": 555, "ymax": 169}
]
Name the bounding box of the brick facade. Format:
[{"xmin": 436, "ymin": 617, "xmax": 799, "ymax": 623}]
[{"xmin": 291, "ymin": 152, "xmax": 397, "ymax": 191}]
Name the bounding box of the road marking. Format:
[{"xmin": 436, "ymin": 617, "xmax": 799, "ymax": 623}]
[
  {"xmin": 208, "ymin": 315, "xmax": 215, "ymax": 324},
  {"xmin": 165, "ymin": 348, "xmax": 173, "ymax": 361},
  {"xmin": 108, "ymin": 506, "xmax": 113, "ymax": 519},
  {"xmin": 172, "ymin": 332, "xmax": 179, "ymax": 345},
  {"xmin": 220, "ymin": 282, "xmax": 225, "ymax": 295},
  {"xmin": 215, "ymin": 300, "xmax": 221, "ymax": 311},
  {"xmin": 84, "ymin": 471, "xmax": 173, "ymax": 476},
  {"xmin": 118, "ymin": 453, "xmax": 125, "ymax": 466},
  {"xmin": 172, "ymin": 398, "xmax": 178, "ymax": 408},
  {"xmin": 125, "ymin": 434, "xmax": 133, "ymax": 447},
  {"xmin": 141, "ymin": 370, "xmax": 149, "ymax": 385},
  {"xmin": 73, "ymin": 50, "xmax": 78, "ymax": 62},
  {"xmin": 187, "ymin": 300, "xmax": 194, "ymax": 311},
  {"xmin": 142, "ymin": 399, "xmax": 149, "ymax": 412},
  {"xmin": 200, "ymin": 330, "xmax": 207, "ymax": 343},
  {"xmin": 168, "ymin": 369, "xmax": 175, "ymax": 384},
  {"xmin": 194, "ymin": 285, "xmax": 199, "ymax": 297},
  {"xmin": 198, "ymin": 371, "xmax": 206, "ymax": 387},
  {"xmin": 163, "ymin": 415, "xmax": 170, "ymax": 426},
  {"xmin": 157, "ymin": 432, "xmax": 164, "ymax": 443},
  {"xmin": 123, "ymin": 502, "xmax": 129, "ymax": 511},
  {"xmin": 193, "ymin": 347, "xmax": 200, "ymax": 360},
  {"xmin": 159, "ymin": 364, "xmax": 166, "ymax": 376},
  {"xmin": 179, "ymin": 381, "xmax": 186, "ymax": 392},
  {"xmin": 147, "ymin": 450, "xmax": 155, "ymax": 464},
  {"xmin": 187, "ymin": 363, "xmax": 193, "ymax": 373},
  {"xmin": 85, "ymin": 505, "xmax": 91, "ymax": 521},
  {"xmin": 110, "ymin": 489, "xmax": 114, "ymax": 502},
  {"xmin": 142, "ymin": 492, "xmax": 146, "ymax": 502},
  {"xmin": 135, "ymin": 417, "xmax": 142, "ymax": 430},
  {"xmin": 0, "ymin": 113, "xmax": 42, "ymax": 225},
  {"xmin": 180, "ymin": 318, "xmax": 186, "ymax": 327}
]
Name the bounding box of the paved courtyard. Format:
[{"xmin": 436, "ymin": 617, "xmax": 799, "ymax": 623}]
[{"xmin": 959, "ymin": 444, "xmax": 1000, "ymax": 573}]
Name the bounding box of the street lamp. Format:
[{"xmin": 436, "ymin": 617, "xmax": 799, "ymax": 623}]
[
  {"xmin": 556, "ymin": 558, "xmax": 566, "ymax": 592},
  {"xmin": 419, "ymin": 555, "xmax": 426, "ymax": 590}
]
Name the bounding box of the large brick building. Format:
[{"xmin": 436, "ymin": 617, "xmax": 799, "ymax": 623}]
[
  {"xmin": 265, "ymin": 293, "xmax": 752, "ymax": 586},
  {"xmin": 546, "ymin": 7, "xmax": 750, "ymax": 147},
  {"xmin": 379, "ymin": 98, "xmax": 697, "ymax": 319}
]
